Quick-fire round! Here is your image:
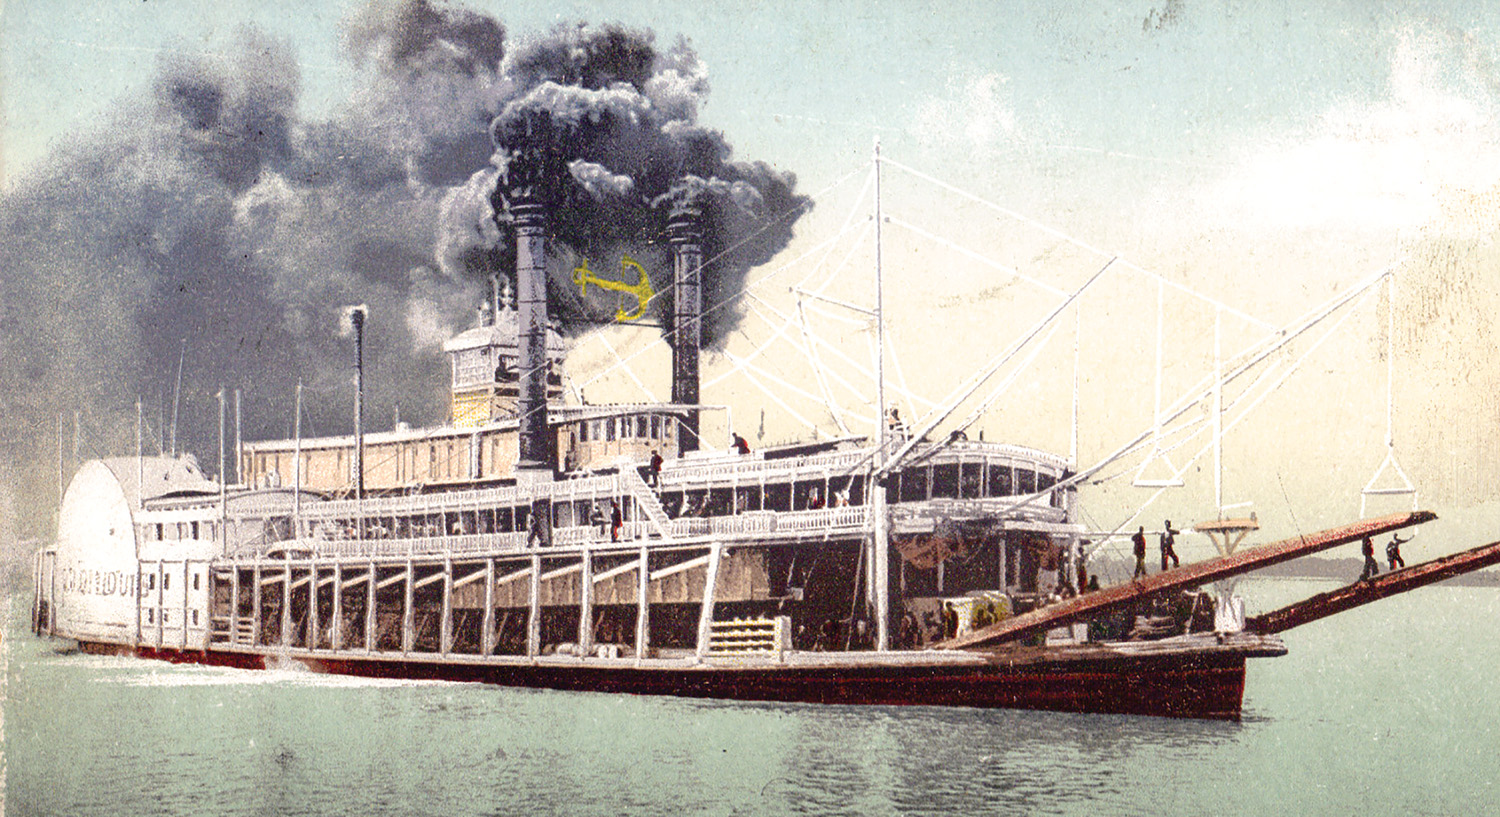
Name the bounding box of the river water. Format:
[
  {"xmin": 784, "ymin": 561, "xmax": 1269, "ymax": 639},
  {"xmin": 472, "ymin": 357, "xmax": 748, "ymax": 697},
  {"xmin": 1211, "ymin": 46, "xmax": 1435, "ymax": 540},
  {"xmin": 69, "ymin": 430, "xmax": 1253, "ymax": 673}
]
[{"xmin": 5, "ymin": 579, "xmax": 1497, "ymax": 816}]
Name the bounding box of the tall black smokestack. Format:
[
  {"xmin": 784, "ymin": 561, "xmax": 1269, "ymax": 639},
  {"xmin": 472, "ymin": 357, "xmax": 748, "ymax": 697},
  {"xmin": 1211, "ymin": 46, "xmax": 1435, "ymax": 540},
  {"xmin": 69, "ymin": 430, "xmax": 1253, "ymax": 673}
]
[
  {"xmin": 668, "ymin": 197, "xmax": 704, "ymax": 454},
  {"xmin": 499, "ymin": 147, "xmax": 555, "ymax": 478}
]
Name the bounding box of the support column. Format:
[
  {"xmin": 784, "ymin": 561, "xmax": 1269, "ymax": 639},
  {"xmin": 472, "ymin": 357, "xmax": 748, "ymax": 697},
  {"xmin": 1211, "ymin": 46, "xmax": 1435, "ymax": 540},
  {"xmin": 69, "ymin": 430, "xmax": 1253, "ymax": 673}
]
[
  {"xmin": 402, "ymin": 560, "xmax": 414, "ymax": 654},
  {"xmin": 695, "ymin": 543, "xmax": 724, "ymax": 659},
  {"xmin": 578, "ymin": 549, "xmax": 594, "ymax": 656},
  {"xmin": 331, "ymin": 562, "xmax": 343, "ymax": 651},
  {"xmin": 635, "ymin": 545, "xmax": 651, "ymax": 660},
  {"xmin": 280, "ymin": 562, "xmax": 292, "ymax": 648},
  {"xmin": 481, "ymin": 558, "xmax": 496, "ymax": 656},
  {"xmin": 440, "ymin": 557, "xmax": 453, "ymax": 656},
  {"xmin": 307, "ymin": 561, "xmax": 318, "ymax": 650},
  {"xmin": 527, "ymin": 553, "xmax": 542, "ymax": 657},
  {"xmin": 365, "ymin": 562, "xmax": 377, "ymax": 651},
  {"xmin": 251, "ymin": 563, "xmax": 262, "ymax": 647},
  {"xmin": 230, "ymin": 567, "xmax": 241, "ymax": 646}
]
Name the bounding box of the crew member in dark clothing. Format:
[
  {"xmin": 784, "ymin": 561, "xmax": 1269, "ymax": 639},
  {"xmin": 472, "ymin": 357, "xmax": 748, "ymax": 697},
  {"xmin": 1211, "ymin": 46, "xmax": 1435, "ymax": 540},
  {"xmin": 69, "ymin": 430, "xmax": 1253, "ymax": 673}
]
[
  {"xmin": 1358, "ymin": 536, "xmax": 1380, "ymax": 581},
  {"xmin": 1386, "ymin": 534, "xmax": 1409, "ymax": 571},
  {"xmin": 1132, "ymin": 526, "xmax": 1148, "ymax": 578},
  {"xmin": 731, "ymin": 432, "xmax": 750, "ymax": 455},
  {"xmin": 609, "ymin": 500, "xmax": 623, "ymax": 543},
  {"xmin": 1159, "ymin": 519, "xmax": 1180, "ymax": 572},
  {"xmin": 648, "ymin": 450, "xmax": 663, "ymax": 487}
]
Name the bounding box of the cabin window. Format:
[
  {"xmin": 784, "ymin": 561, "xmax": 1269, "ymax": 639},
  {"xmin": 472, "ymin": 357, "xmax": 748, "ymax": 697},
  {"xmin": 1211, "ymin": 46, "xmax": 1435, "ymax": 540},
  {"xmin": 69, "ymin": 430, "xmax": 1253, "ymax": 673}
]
[
  {"xmin": 606, "ymin": 420, "xmax": 616, "ymax": 442},
  {"xmin": 636, "ymin": 416, "xmax": 648, "ymax": 438},
  {"xmin": 735, "ymin": 486, "xmax": 762, "ymax": 513},
  {"xmin": 650, "ymin": 415, "xmax": 661, "ymax": 439},
  {"xmin": 191, "ymin": 521, "xmax": 200, "ymax": 540},
  {"xmin": 707, "ymin": 488, "xmax": 733, "ymax": 517},
  {"xmin": 793, "ymin": 480, "xmax": 827, "ymax": 510},
  {"xmin": 839, "ymin": 476, "xmax": 866, "ymax": 506},
  {"xmin": 661, "ymin": 491, "xmax": 684, "ymax": 517},
  {"xmin": 193, "ymin": 573, "xmax": 200, "ymax": 591},
  {"xmin": 1017, "ymin": 468, "xmax": 1037, "ymax": 495},
  {"xmin": 900, "ymin": 468, "xmax": 929, "ymax": 503},
  {"xmin": 147, "ymin": 609, "xmax": 154, "ymax": 624},
  {"xmin": 192, "ymin": 610, "xmax": 199, "ymax": 626},
  {"xmin": 987, "ymin": 464, "xmax": 1013, "ymax": 497},
  {"xmin": 162, "ymin": 611, "xmax": 169, "ymax": 624},
  {"xmin": 579, "ymin": 421, "xmax": 590, "ymax": 442},
  {"xmin": 931, "ymin": 464, "xmax": 960, "ymax": 499},
  {"xmin": 961, "ymin": 463, "xmax": 984, "ymax": 499},
  {"xmin": 147, "ymin": 574, "xmax": 156, "ymax": 591},
  {"xmin": 763, "ymin": 483, "xmax": 792, "ymax": 512},
  {"xmin": 163, "ymin": 573, "xmax": 170, "ymax": 591},
  {"xmin": 154, "ymin": 523, "xmax": 163, "ymax": 541},
  {"xmin": 618, "ymin": 417, "xmax": 629, "ymax": 439}
]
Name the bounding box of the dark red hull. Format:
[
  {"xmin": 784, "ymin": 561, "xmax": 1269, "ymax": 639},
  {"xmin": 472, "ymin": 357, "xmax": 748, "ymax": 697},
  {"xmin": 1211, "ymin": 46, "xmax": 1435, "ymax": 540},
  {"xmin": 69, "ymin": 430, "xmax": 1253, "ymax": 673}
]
[{"xmin": 81, "ymin": 642, "xmax": 1249, "ymax": 720}]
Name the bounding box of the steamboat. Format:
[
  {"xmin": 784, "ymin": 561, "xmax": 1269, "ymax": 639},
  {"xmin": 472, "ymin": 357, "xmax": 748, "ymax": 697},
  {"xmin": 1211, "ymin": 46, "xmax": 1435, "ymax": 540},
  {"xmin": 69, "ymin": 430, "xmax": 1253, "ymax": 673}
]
[{"xmin": 29, "ymin": 147, "xmax": 1500, "ymax": 721}]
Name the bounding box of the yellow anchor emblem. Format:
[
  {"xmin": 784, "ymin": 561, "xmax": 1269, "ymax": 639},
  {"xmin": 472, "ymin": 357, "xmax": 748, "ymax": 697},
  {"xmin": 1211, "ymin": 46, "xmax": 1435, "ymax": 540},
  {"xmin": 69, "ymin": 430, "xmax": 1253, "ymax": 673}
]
[{"xmin": 572, "ymin": 255, "xmax": 656, "ymax": 322}]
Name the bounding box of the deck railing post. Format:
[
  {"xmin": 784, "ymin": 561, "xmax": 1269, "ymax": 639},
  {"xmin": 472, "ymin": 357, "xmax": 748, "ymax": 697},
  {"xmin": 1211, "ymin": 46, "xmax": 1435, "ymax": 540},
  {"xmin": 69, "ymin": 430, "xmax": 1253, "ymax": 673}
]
[
  {"xmin": 481, "ymin": 558, "xmax": 495, "ymax": 656},
  {"xmin": 331, "ymin": 562, "xmax": 342, "ymax": 651},
  {"xmin": 440, "ymin": 557, "xmax": 453, "ymax": 656},
  {"xmin": 402, "ymin": 559, "xmax": 414, "ymax": 654},
  {"xmin": 635, "ymin": 545, "xmax": 650, "ymax": 661},
  {"xmin": 251, "ymin": 563, "xmax": 262, "ymax": 647},
  {"xmin": 527, "ymin": 553, "xmax": 541, "ymax": 657},
  {"xmin": 280, "ymin": 561, "xmax": 291, "ymax": 648},
  {"xmin": 578, "ymin": 549, "xmax": 594, "ymax": 656}
]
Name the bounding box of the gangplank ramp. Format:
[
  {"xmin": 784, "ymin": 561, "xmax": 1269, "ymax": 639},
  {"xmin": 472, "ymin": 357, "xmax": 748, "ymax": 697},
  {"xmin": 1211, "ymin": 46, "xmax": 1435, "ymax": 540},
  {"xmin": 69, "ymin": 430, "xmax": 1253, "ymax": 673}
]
[
  {"xmin": 1246, "ymin": 537, "xmax": 1500, "ymax": 634},
  {"xmin": 935, "ymin": 510, "xmax": 1437, "ymax": 650}
]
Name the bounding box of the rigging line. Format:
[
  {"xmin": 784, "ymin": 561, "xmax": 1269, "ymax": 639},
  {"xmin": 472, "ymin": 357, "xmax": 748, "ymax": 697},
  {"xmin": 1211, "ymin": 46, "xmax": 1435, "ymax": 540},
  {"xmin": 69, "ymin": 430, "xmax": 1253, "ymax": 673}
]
[
  {"xmin": 884, "ymin": 215, "xmax": 1069, "ymax": 297},
  {"xmin": 800, "ymin": 299, "xmax": 871, "ymax": 327},
  {"xmin": 1006, "ymin": 266, "xmax": 1389, "ymax": 530},
  {"xmin": 880, "ymin": 156, "xmax": 1275, "ymax": 330},
  {"xmin": 571, "ymin": 224, "xmax": 858, "ymax": 392},
  {"xmin": 739, "ymin": 300, "xmax": 873, "ymax": 426},
  {"xmin": 745, "ymin": 293, "xmax": 898, "ymax": 405},
  {"xmin": 901, "ymin": 317, "xmax": 1068, "ymax": 471},
  {"xmin": 723, "ymin": 347, "xmax": 873, "ymax": 430},
  {"xmin": 791, "ymin": 167, "xmax": 877, "ymax": 293},
  {"xmin": 1081, "ymin": 288, "xmax": 1376, "ymax": 559},
  {"xmin": 799, "ymin": 299, "xmax": 852, "ymax": 435},
  {"xmin": 593, "ymin": 329, "xmax": 658, "ymax": 404},
  {"xmin": 719, "ymin": 348, "xmax": 836, "ymax": 441},
  {"xmin": 881, "ymin": 257, "xmax": 1116, "ymax": 476},
  {"xmin": 883, "ymin": 333, "xmax": 925, "ymax": 420}
]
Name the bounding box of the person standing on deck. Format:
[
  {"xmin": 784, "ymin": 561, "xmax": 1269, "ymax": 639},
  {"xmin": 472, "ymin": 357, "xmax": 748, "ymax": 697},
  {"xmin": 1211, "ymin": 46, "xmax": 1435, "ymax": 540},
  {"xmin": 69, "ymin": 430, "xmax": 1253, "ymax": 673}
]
[
  {"xmin": 610, "ymin": 500, "xmax": 623, "ymax": 543},
  {"xmin": 1132, "ymin": 527, "xmax": 1149, "ymax": 579},
  {"xmin": 731, "ymin": 432, "xmax": 750, "ymax": 455},
  {"xmin": 1159, "ymin": 519, "xmax": 1180, "ymax": 572},
  {"xmin": 648, "ymin": 449, "xmax": 663, "ymax": 487},
  {"xmin": 1386, "ymin": 534, "xmax": 1409, "ymax": 571},
  {"xmin": 1358, "ymin": 536, "xmax": 1380, "ymax": 581}
]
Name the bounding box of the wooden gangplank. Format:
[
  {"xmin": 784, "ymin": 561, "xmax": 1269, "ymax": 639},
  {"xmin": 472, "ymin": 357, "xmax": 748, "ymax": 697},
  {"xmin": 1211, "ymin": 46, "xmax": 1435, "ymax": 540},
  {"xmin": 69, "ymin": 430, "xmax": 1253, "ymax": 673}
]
[
  {"xmin": 935, "ymin": 510, "xmax": 1437, "ymax": 650},
  {"xmin": 1247, "ymin": 538, "xmax": 1500, "ymax": 634}
]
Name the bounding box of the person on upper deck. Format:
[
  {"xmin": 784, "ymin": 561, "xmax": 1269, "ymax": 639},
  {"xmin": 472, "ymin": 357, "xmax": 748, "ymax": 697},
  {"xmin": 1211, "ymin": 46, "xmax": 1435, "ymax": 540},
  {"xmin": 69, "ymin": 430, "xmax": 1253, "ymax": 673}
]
[
  {"xmin": 648, "ymin": 449, "xmax": 663, "ymax": 487},
  {"xmin": 731, "ymin": 432, "xmax": 750, "ymax": 455},
  {"xmin": 1132, "ymin": 526, "xmax": 1149, "ymax": 579},
  {"xmin": 610, "ymin": 500, "xmax": 623, "ymax": 542}
]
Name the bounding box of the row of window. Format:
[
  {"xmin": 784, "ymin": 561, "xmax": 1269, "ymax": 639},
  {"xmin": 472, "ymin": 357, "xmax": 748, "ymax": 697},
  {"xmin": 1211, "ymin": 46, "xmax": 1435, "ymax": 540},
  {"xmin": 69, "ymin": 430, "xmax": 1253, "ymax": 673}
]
[
  {"xmin": 577, "ymin": 414, "xmax": 669, "ymax": 443},
  {"xmin": 139, "ymin": 571, "xmax": 202, "ymax": 592},
  {"xmin": 147, "ymin": 521, "xmax": 213, "ymax": 542},
  {"xmin": 143, "ymin": 608, "xmax": 200, "ymax": 626}
]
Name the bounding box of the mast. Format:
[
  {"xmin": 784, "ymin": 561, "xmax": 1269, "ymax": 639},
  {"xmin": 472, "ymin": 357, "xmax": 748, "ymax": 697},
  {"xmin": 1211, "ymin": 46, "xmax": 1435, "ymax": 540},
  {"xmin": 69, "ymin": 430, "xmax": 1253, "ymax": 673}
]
[
  {"xmin": 872, "ymin": 137, "xmax": 890, "ymax": 652},
  {"xmin": 170, "ymin": 338, "xmax": 185, "ymax": 456}
]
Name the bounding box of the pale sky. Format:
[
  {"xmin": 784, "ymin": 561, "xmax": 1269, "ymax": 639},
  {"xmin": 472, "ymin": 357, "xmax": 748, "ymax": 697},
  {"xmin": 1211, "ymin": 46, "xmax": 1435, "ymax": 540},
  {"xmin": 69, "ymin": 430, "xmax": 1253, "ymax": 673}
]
[{"xmin": 5, "ymin": 0, "xmax": 1500, "ymax": 556}]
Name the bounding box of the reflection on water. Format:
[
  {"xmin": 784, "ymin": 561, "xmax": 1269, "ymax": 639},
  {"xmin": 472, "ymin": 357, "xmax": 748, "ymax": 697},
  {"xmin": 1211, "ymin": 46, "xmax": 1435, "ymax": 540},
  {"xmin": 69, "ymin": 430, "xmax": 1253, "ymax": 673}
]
[{"xmin": 7, "ymin": 584, "xmax": 1500, "ymax": 817}]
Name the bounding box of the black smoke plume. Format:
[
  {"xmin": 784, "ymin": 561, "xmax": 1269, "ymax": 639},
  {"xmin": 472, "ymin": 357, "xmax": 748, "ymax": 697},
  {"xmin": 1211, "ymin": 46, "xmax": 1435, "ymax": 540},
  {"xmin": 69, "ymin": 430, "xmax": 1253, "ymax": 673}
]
[{"xmin": 0, "ymin": 1, "xmax": 808, "ymax": 547}]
